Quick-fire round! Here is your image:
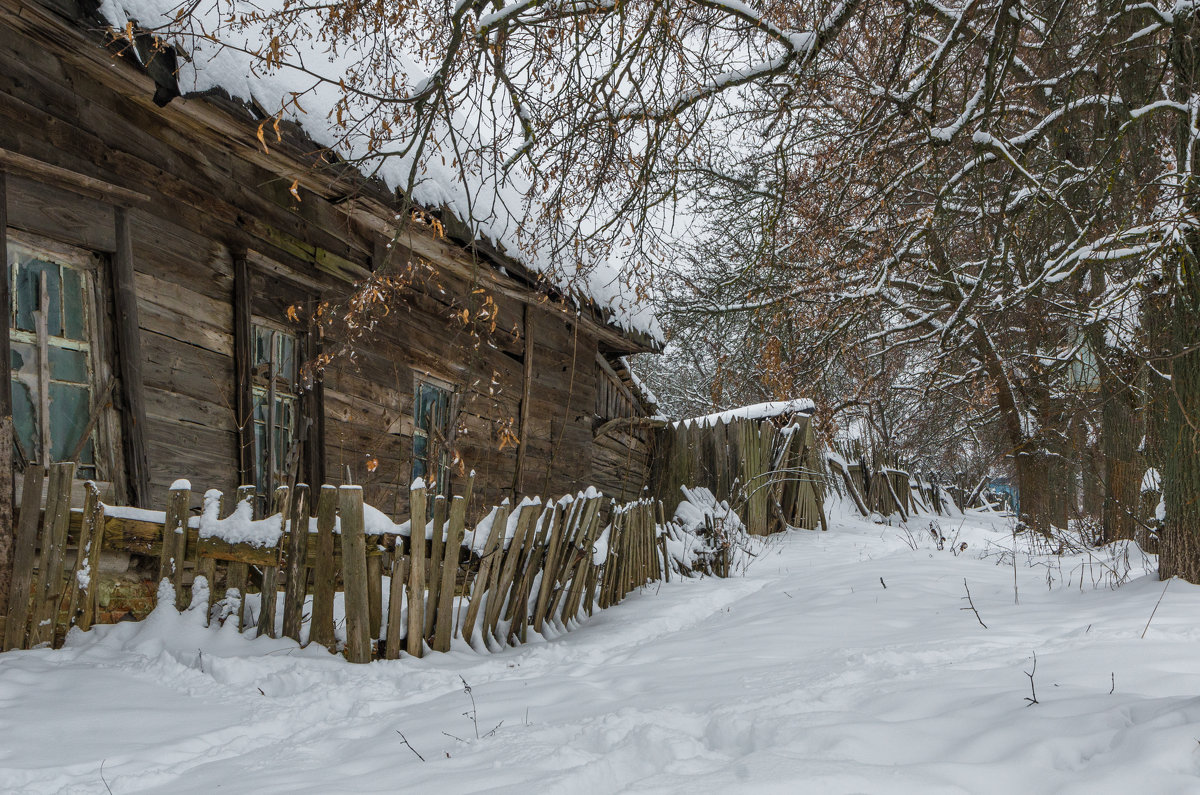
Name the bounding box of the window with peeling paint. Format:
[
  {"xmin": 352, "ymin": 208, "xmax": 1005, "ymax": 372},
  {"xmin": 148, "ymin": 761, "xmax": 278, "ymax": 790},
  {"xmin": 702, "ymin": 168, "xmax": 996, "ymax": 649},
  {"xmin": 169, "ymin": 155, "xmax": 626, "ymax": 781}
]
[
  {"xmin": 412, "ymin": 378, "xmax": 452, "ymax": 497},
  {"xmin": 250, "ymin": 322, "xmax": 299, "ymax": 498},
  {"xmin": 7, "ymin": 238, "xmax": 102, "ymax": 479}
]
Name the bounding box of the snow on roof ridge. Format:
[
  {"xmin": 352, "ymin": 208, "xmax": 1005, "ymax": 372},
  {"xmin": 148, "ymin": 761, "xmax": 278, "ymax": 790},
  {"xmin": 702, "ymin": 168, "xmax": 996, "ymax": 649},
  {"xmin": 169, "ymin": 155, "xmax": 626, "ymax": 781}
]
[{"xmin": 95, "ymin": 0, "xmax": 662, "ymax": 344}]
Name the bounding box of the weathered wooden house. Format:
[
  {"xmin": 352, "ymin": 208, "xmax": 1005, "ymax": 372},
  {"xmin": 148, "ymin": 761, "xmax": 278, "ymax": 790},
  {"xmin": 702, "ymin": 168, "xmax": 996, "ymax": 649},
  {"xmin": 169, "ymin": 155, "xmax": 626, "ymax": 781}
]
[{"xmin": 0, "ymin": 0, "xmax": 660, "ymax": 546}]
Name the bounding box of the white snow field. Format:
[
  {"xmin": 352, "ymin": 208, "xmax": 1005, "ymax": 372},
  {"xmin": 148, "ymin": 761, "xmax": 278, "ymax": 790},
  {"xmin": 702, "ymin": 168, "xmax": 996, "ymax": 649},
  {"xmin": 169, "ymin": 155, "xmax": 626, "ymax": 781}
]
[{"xmin": 2, "ymin": 508, "xmax": 1199, "ymax": 794}]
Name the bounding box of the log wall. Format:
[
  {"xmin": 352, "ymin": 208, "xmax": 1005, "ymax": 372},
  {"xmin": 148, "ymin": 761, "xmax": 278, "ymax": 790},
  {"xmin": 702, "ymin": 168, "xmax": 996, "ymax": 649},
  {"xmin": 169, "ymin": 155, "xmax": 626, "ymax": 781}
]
[{"xmin": 0, "ymin": 0, "xmax": 655, "ymax": 535}]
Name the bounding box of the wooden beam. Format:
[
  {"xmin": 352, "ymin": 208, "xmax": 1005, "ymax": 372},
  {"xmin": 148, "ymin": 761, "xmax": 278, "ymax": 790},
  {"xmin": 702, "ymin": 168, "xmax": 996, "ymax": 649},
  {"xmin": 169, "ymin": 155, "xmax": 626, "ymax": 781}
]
[
  {"xmin": 111, "ymin": 208, "xmax": 150, "ymax": 507},
  {"xmin": 593, "ymin": 415, "xmax": 669, "ymax": 441},
  {"xmin": 0, "ymin": 148, "xmax": 150, "ymax": 207},
  {"xmin": 303, "ymin": 331, "xmax": 325, "ymax": 489},
  {"xmin": 233, "ymin": 253, "xmax": 254, "ymax": 488},
  {"xmin": 0, "ymin": 169, "xmax": 13, "ymax": 622},
  {"xmin": 513, "ymin": 305, "xmax": 535, "ymax": 496}
]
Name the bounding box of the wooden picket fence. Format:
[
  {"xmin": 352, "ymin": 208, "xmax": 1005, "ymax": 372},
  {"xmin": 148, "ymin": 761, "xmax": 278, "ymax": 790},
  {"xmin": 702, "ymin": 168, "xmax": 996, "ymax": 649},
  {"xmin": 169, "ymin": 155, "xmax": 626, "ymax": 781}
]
[
  {"xmin": 651, "ymin": 411, "xmax": 824, "ymax": 535},
  {"xmin": 1, "ymin": 467, "xmax": 670, "ymax": 661}
]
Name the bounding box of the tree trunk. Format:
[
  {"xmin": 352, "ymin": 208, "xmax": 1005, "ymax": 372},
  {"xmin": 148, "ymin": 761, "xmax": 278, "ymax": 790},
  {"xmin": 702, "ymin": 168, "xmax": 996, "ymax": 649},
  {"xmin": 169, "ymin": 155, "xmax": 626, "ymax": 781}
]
[
  {"xmin": 1157, "ymin": 262, "xmax": 1200, "ymax": 580},
  {"xmin": 1159, "ymin": 10, "xmax": 1200, "ymax": 582},
  {"xmin": 1100, "ymin": 366, "xmax": 1141, "ymax": 543}
]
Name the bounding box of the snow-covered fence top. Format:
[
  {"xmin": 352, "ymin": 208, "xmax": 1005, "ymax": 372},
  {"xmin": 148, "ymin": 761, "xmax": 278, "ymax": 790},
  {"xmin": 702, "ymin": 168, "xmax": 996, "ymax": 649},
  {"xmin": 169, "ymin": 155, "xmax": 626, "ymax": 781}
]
[{"xmin": 678, "ymin": 399, "xmax": 815, "ymax": 429}]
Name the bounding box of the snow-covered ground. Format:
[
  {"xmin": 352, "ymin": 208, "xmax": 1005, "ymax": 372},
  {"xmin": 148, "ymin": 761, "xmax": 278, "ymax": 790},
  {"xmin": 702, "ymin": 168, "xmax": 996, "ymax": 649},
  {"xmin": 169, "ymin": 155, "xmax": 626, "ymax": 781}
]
[{"xmin": 2, "ymin": 508, "xmax": 1198, "ymax": 794}]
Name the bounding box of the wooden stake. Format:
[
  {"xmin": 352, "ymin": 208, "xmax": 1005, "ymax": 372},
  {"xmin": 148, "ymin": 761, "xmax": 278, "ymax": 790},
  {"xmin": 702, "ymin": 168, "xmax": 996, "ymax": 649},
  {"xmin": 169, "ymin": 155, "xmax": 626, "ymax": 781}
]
[
  {"xmin": 423, "ymin": 495, "xmax": 447, "ymax": 641},
  {"xmin": 3, "ymin": 465, "xmax": 46, "ymax": 650},
  {"xmin": 281, "ymin": 484, "xmax": 310, "ymax": 642},
  {"xmin": 433, "ymin": 496, "xmax": 465, "ymax": 652},
  {"xmin": 405, "ymin": 482, "xmax": 427, "ymax": 658},
  {"xmin": 339, "ymin": 486, "xmax": 371, "ymax": 663},
  {"xmin": 256, "ymin": 486, "xmax": 288, "ymax": 638},
  {"xmin": 158, "ymin": 481, "xmax": 190, "ymax": 610},
  {"xmin": 309, "ymin": 485, "xmax": 337, "ymax": 649},
  {"xmin": 367, "ymin": 545, "xmax": 383, "ymax": 641},
  {"xmin": 384, "ymin": 552, "xmax": 409, "ymax": 659}
]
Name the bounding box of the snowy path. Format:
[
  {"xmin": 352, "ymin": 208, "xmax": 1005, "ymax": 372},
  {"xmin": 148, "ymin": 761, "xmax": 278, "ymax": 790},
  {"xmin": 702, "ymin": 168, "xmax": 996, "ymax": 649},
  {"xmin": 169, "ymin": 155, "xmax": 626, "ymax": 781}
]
[{"xmin": 3, "ymin": 511, "xmax": 1200, "ymax": 793}]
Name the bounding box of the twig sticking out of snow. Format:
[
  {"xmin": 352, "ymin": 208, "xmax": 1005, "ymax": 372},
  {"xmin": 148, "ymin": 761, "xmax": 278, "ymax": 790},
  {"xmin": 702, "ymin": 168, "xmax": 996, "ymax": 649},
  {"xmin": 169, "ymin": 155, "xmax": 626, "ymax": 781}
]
[
  {"xmin": 961, "ymin": 579, "xmax": 987, "ymax": 629},
  {"xmin": 1024, "ymin": 652, "xmax": 1039, "ymax": 706},
  {"xmin": 395, "ymin": 731, "xmax": 426, "ymax": 762},
  {"xmin": 1141, "ymin": 579, "xmax": 1171, "ymax": 639}
]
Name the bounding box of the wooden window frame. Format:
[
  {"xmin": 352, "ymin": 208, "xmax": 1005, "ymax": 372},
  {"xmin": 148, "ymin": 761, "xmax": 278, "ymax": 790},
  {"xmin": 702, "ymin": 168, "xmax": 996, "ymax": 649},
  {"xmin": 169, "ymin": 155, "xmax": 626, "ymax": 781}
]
[
  {"xmin": 6, "ymin": 229, "xmax": 122, "ymax": 485},
  {"xmin": 249, "ymin": 318, "xmax": 301, "ymax": 500},
  {"xmin": 411, "ymin": 372, "xmax": 456, "ymax": 497}
]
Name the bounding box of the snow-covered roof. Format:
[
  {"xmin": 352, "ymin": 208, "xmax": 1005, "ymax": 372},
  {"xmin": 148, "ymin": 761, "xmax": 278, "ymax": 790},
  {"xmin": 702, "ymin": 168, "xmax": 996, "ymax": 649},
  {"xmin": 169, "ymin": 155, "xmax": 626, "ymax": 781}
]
[
  {"xmin": 680, "ymin": 399, "xmax": 814, "ymax": 427},
  {"xmin": 94, "ymin": 0, "xmax": 661, "ymax": 344}
]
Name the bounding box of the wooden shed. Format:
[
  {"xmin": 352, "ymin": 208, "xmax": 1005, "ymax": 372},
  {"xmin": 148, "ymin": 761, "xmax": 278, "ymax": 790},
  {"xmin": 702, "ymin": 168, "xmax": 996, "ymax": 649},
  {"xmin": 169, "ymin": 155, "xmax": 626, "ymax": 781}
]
[{"xmin": 0, "ymin": 0, "xmax": 660, "ymax": 604}]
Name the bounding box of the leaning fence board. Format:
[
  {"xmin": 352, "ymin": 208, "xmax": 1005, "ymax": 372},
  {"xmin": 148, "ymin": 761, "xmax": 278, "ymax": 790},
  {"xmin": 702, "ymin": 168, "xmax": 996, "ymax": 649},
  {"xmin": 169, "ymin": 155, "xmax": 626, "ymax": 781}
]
[
  {"xmin": 339, "ymin": 486, "xmax": 371, "ymax": 663},
  {"xmin": 561, "ymin": 499, "xmax": 603, "ymax": 624},
  {"xmin": 64, "ymin": 481, "xmax": 101, "ymax": 632},
  {"xmin": 31, "ymin": 463, "xmax": 76, "ymax": 647},
  {"xmin": 461, "ymin": 501, "xmax": 508, "ymax": 644},
  {"xmin": 532, "ymin": 503, "xmax": 564, "ymax": 632},
  {"xmin": 486, "ymin": 503, "xmax": 537, "ymax": 644},
  {"xmin": 3, "ymin": 465, "xmax": 46, "ymax": 650},
  {"xmin": 76, "ymin": 483, "xmax": 107, "ymax": 632},
  {"xmin": 512, "ymin": 506, "xmax": 553, "ymax": 642}
]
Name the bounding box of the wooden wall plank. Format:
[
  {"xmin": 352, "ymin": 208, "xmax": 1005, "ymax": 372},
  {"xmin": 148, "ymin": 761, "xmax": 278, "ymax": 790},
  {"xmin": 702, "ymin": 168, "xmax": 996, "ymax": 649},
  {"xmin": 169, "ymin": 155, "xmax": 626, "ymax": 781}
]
[{"xmin": 112, "ymin": 208, "xmax": 150, "ymax": 506}]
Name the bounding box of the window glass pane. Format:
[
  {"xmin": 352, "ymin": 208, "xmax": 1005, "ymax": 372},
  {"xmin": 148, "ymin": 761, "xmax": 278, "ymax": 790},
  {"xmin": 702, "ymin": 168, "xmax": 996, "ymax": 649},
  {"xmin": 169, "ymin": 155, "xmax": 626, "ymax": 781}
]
[
  {"xmin": 278, "ymin": 334, "xmax": 296, "ymax": 383},
  {"xmin": 254, "ymin": 326, "xmax": 271, "ymax": 369},
  {"xmin": 13, "ymin": 261, "xmax": 38, "ymax": 333},
  {"xmin": 49, "ymin": 347, "xmax": 88, "ymax": 384},
  {"xmin": 62, "ymin": 268, "xmax": 86, "ymax": 341},
  {"xmin": 76, "ymin": 435, "xmax": 96, "ymax": 468},
  {"xmin": 48, "ymin": 382, "xmax": 90, "ymax": 461},
  {"xmin": 11, "ymin": 378, "xmax": 37, "ymax": 462},
  {"xmin": 412, "ymin": 432, "xmax": 428, "ymax": 482},
  {"xmin": 11, "ymin": 342, "xmax": 33, "ymax": 377}
]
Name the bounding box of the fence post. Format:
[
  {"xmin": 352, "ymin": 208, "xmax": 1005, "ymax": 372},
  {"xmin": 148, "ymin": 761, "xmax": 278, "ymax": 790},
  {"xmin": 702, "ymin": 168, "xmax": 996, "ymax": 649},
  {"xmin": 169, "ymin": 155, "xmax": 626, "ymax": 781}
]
[
  {"xmin": 433, "ymin": 495, "xmax": 465, "ymax": 652},
  {"xmin": 256, "ymin": 486, "xmax": 288, "ymax": 638},
  {"xmin": 406, "ymin": 482, "xmax": 427, "ymax": 658},
  {"xmin": 339, "ymin": 485, "xmax": 371, "ymax": 663},
  {"xmin": 367, "ymin": 544, "xmax": 383, "ymax": 642},
  {"xmin": 309, "ymin": 485, "xmax": 337, "ymax": 649},
  {"xmin": 159, "ymin": 480, "xmax": 190, "ymax": 610},
  {"xmin": 423, "ymin": 495, "xmax": 447, "ymax": 641},
  {"xmin": 384, "ymin": 548, "xmax": 409, "ymax": 660},
  {"xmin": 282, "ymin": 484, "xmax": 310, "ymax": 642},
  {"xmin": 225, "ymin": 485, "xmax": 255, "ymax": 630}
]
